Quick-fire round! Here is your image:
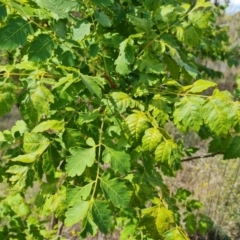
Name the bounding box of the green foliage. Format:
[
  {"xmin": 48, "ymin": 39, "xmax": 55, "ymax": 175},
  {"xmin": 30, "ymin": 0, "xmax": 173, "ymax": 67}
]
[{"xmin": 0, "ymin": 0, "xmax": 239, "ymax": 239}]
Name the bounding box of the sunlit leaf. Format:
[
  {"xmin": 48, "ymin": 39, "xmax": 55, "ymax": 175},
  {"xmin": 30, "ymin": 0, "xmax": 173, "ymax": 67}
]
[{"xmin": 66, "ymin": 147, "xmax": 96, "ymax": 177}]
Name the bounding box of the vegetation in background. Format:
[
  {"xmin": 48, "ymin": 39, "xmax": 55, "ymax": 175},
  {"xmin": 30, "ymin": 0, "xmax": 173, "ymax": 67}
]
[{"xmin": 0, "ymin": 0, "xmax": 239, "ymax": 239}]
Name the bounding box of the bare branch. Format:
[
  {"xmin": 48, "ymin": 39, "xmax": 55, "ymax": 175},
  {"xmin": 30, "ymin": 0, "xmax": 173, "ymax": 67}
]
[{"xmin": 181, "ymin": 152, "xmax": 222, "ymax": 162}]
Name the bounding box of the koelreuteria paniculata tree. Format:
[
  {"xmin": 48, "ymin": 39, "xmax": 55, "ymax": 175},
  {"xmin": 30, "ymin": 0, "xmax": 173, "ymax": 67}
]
[{"xmin": 0, "ymin": 0, "xmax": 239, "ymax": 239}]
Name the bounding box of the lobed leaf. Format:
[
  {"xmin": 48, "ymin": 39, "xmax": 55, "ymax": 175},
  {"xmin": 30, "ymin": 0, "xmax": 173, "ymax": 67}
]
[
  {"xmin": 66, "ymin": 147, "xmax": 96, "ymax": 177},
  {"xmin": 66, "ymin": 183, "xmax": 93, "ymax": 206},
  {"xmin": 65, "ymin": 201, "xmax": 90, "ymax": 226}
]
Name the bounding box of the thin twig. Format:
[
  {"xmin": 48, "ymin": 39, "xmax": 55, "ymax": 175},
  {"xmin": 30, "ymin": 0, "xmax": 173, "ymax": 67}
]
[{"xmin": 181, "ymin": 152, "xmax": 221, "ymax": 162}]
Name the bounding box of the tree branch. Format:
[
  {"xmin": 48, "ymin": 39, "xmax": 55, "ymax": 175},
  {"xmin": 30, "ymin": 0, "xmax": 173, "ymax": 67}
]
[{"xmin": 181, "ymin": 152, "xmax": 222, "ymax": 162}]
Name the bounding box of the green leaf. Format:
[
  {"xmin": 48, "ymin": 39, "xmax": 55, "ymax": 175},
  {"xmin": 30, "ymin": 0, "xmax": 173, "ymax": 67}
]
[
  {"xmin": 28, "ymin": 85, "xmax": 54, "ymax": 123},
  {"xmin": 91, "ymin": 0, "xmax": 113, "ymax": 7},
  {"xmin": 174, "ymin": 96, "xmax": 204, "ymax": 132},
  {"xmin": 52, "ymin": 20, "xmax": 67, "ymax": 38},
  {"xmin": 142, "ymin": 128, "xmax": 163, "ymax": 152},
  {"xmin": 28, "ymin": 34, "xmax": 55, "ymax": 62},
  {"xmin": 11, "ymin": 153, "xmax": 38, "ymax": 163},
  {"xmin": 6, "ymin": 193, "xmax": 30, "ymax": 217},
  {"xmin": 0, "ymin": 2, "xmax": 7, "ymax": 21},
  {"xmin": 198, "ymin": 214, "xmax": 213, "ymax": 235},
  {"xmin": 187, "ymin": 199, "xmax": 203, "ymax": 210},
  {"xmin": 6, "ymin": 165, "xmax": 28, "ymax": 190},
  {"xmin": 80, "ymin": 215, "xmax": 98, "ymax": 238},
  {"xmin": 0, "ymin": 82, "xmax": 16, "ymax": 117},
  {"xmin": 66, "ymin": 147, "xmax": 96, "ymax": 177},
  {"xmin": 140, "ymin": 203, "xmax": 175, "ymax": 238},
  {"xmin": 120, "ymin": 223, "xmax": 137, "ymax": 240},
  {"xmin": 115, "ymin": 38, "xmax": 134, "ymax": 75},
  {"xmin": 149, "ymin": 94, "xmax": 170, "ymax": 125},
  {"xmin": 0, "ymin": 17, "xmax": 33, "ymax": 50},
  {"xmin": 224, "ymin": 136, "xmax": 240, "ymax": 159},
  {"xmin": 73, "ymin": 20, "xmax": 91, "ymax": 41},
  {"xmin": 129, "ymin": 15, "xmax": 154, "ymax": 33},
  {"xmin": 92, "ymin": 201, "xmax": 113, "ymax": 234},
  {"xmin": 102, "ymin": 147, "xmax": 131, "ymax": 174},
  {"xmin": 32, "ymin": 120, "xmax": 65, "ymax": 133},
  {"xmin": 35, "ymin": 0, "xmax": 79, "ymax": 18},
  {"xmin": 202, "ymin": 91, "xmax": 232, "ymax": 135},
  {"xmin": 184, "ymin": 213, "xmax": 197, "ymax": 234},
  {"xmin": 163, "ymin": 227, "xmax": 188, "ymax": 240},
  {"xmin": 154, "ymin": 140, "xmax": 181, "ymax": 167},
  {"xmin": 189, "ymin": 11, "xmax": 211, "ymax": 29},
  {"xmin": 94, "ymin": 10, "xmax": 112, "ymax": 27},
  {"xmin": 189, "ymin": 80, "xmax": 217, "ymax": 93},
  {"xmin": 66, "ymin": 183, "xmax": 93, "ymax": 206},
  {"xmin": 65, "ymin": 201, "xmax": 90, "ymax": 226},
  {"xmin": 100, "ymin": 175, "xmax": 131, "ymax": 208},
  {"xmin": 81, "ymin": 74, "xmax": 104, "ymax": 98},
  {"xmin": 109, "ymin": 92, "xmax": 136, "ymax": 113},
  {"xmin": 184, "ymin": 26, "xmax": 199, "ymax": 47},
  {"xmin": 124, "ymin": 111, "xmax": 150, "ymax": 144},
  {"xmin": 23, "ymin": 132, "xmax": 50, "ymax": 155},
  {"xmin": 174, "ymin": 188, "xmax": 191, "ymax": 201},
  {"xmin": 136, "ymin": 54, "xmax": 164, "ymax": 74}
]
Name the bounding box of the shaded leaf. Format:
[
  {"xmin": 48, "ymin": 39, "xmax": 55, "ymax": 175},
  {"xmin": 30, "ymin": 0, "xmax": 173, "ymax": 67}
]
[
  {"xmin": 81, "ymin": 74, "xmax": 104, "ymax": 98},
  {"xmin": 100, "ymin": 175, "xmax": 131, "ymax": 208},
  {"xmin": 94, "ymin": 10, "xmax": 112, "ymax": 27},
  {"xmin": 92, "ymin": 201, "xmax": 113, "ymax": 234},
  {"xmin": 0, "ymin": 2, "xmax": 7, "ymax": 21},
  {"xmin": 224, "ymin": 136, "xmax": 240, "ymax": 159},
  {"xmin": 28, "ymin": 34, "xmax": 55, "ymax": 62},
  {"xmin": 0, "ymin": 17, "xmax": 33, "ymax": 50},
  {"xmin": 0, "ymin": 82, "xmax": 16, "ymax": 117}
]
